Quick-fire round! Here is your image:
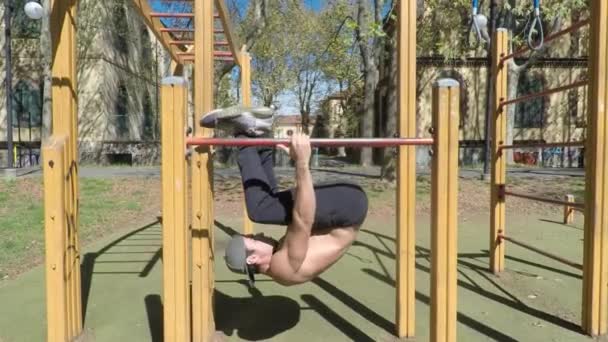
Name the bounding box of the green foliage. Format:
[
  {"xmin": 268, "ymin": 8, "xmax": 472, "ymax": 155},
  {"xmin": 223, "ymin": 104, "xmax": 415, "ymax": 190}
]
[{"xmin": 240, "ymin": 0, "xmax": 296, "ymax": 106}]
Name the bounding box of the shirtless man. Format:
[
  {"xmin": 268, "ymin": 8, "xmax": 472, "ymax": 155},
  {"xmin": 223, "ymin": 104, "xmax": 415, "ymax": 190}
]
[{"xmin": 200, "ymin": 106, "xmax": 368, "ymax": 287}]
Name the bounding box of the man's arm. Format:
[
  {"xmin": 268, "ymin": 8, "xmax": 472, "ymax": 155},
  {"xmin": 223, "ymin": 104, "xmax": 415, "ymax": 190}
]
[{"xmin": 281, "ymin": 133, "xmax": 315, "ymax": 273}]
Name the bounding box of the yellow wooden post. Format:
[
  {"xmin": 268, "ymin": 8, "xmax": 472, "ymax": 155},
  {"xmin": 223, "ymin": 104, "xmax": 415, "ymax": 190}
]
[
  {"xmin": 192, "ymin": 0, "xmax": 215, "ymax": 340},
  {"xmin": 43, "ymin": 135, "xmax": 68, "ymax": 342},
  {"xmin": 430, "ymin": 79, "xmax": 460, "ymax": 342},
  {"xmin": 396, "ymin": 0, "xmax": 417, "ymax": 337},
  {"xmin": 582, "ymin": 0, "xmax": 608, "ymax": 335},
  {"xmin": 490, "ymin": 29, "xmax": 509, "ymax": 274},
  {"xmin": 564, "ymin": 194, "xmax": 575, "ymax": 224},
  {"xmin": 160, "ymin": 77, "xmax": 190, "ymax": 342},
  {"xmin": 240, "ymin": 48, "xmax": 254, "ymax": 235},
  {"xmin": 50, "ymin": 0, "xmax": 81, "ymax": 338}
]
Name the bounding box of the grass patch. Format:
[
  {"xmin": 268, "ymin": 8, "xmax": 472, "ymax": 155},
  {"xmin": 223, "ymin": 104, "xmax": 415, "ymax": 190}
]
[{"xmin": 0, "ymin": 177, "xmax": 158, "ymax": 279}]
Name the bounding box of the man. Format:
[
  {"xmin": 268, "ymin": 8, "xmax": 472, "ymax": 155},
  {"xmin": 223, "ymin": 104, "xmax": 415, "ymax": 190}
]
[{"xmin": 200, "ymin": 106, "xmax": 368, "ymax": 286}]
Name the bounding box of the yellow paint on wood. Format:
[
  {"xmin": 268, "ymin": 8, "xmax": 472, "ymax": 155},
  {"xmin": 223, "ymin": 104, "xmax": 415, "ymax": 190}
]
[
  {"xmin": 161, "ymin": 78, "xmax": 191, "ymax": 341},
  {"xmin": 241, "ymin": 50, "xmax": 254, "ymax": 235},
  {"xmin": 582, "ymin": 0, "xmax": 608, "ymax": 336},
  {"xmin": 490, "ymin": 29, "xmax": 509, "ymax": 274},
  {"xmin": 43, "ymin": 135, "xmax": 69, "ymax": 342},
  {"xmin": 50, "ymin": 0, "xmax": 81, "ymax": 339},
  {"xmin": 430, "ymin": 79, "xmax": 460, "ymax": 342},
  {"xmin": 395, "ymin": 0, "xmax": 417, "ymax": 337},
  {"xmin": 192, "ymin": 0, "xmax": 216, "ymax": 340}
]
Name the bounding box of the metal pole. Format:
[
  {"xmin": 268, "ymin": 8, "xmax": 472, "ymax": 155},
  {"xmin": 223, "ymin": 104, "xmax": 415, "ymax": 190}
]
[
  {"xmin": 482, "ymin": 0, "xmax": 498, "ymax": 177},
  {"xmin": 4, "ymin": 0, "xmax": 14, "ymax": 168},
  {"xmin": 186, "ymin": 137, "xmax": 435, "ymax": 147}
]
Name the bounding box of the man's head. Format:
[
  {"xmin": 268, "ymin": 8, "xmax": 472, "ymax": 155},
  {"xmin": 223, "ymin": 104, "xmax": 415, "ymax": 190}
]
[{"xmin": 224, "ymin": 233, "xmax": 277, "ymax": 286}]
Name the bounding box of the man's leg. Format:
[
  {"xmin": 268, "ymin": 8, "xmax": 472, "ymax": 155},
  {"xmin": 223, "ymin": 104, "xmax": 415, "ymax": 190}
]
[{"xmin": 238, "ymin": 146, "xmax": 293, "ymax": 225}]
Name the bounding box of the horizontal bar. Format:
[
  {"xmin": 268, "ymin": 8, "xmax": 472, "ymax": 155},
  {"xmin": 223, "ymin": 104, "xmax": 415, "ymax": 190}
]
[
  {"xmin": 150, "ymin": 12, "xmax": 194, "ymax": 18},
  {"xmin": 498, "ymin": 235, "xmax": 582, "ymax": 270},
  {"xmin": 500, "ymin": 80, "xmax": 588, "ymax": 107},
  {"xmin": 215, "ymin": 41, "xmax": 229, "ymax": 46},
  {"xmin": 160, "ymin": 28, "xmax": 194, "ymax": 33},
  {"xmin": 501, "ymin": 19, "xmax": 590, "ymax": 62},
  {"xmin": 186, "ymin": 137, "xmax": 435, "ymax": 147},
  {"xmin": 181, "ymin": 56, "xmax": 234, "ymax": 63},
  {"xmin": 178, "ymin": 51, "xmax": 233, "ymax": 57},
  {"xmin": 160, "ymin": 28, "xmax": 225, "ymax": 34},
  {"xmin": 503, "ymin": 190, "xmax": 585, "ymax": 209},
  {"xmin": 499, "ymin": 141, "xmax": 585, "ymax": 150},
  {"xmin": 151, "ymin": 12, "xmax": 220, "ymax": 18},
  {"xmin": 169, "ymin": 40, "xmax": 194, "ymax": 45}
]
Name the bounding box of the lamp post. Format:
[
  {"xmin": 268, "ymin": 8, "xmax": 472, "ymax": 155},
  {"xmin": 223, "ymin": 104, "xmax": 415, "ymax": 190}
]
[{"xmin": 4, "ymin": 0, "xmax": 13, "ymax": 168}]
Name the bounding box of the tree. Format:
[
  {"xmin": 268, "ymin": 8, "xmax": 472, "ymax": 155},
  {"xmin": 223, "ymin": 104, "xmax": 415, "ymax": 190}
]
[{"xmin": 353, "ymin": 0, "xmax": 389, "ymax": 166}]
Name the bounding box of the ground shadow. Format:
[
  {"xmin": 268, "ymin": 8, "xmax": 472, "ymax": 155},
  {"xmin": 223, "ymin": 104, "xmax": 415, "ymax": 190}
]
[
  {"xmin": 539, "ymin": 218, "xmax": 584, "ymax": 231},
  {"xmin": 214, "ymin": 289, "xmax": 300, "ymax": 340},
  {"xmin": 145, "ymin": 294, "xmax": 163, "ymax": 342},
  {"xmin": 301, "ymin": 294, "xmax": 375, "ymax": 342},
  {"xmin": 414, "ymin": 290, "xmax": 519, "ymax": 342},
  {"xmin": 310, "ymin": 168, "xmax": 381, "ymax": 179},
  {"xmin": 507, "ymin": 168, "xmax": 584, "ymax": 178},
  {"xmin": 311, "ymin": 277, "xmax": 395, "ymax": 334},
  {"xmin": 356, "ymin": 230, "xmax": 582, "ymax": 335},
  {"xmin": 81, "ymin": 220, "xmax": 160, "ymax": 322}
]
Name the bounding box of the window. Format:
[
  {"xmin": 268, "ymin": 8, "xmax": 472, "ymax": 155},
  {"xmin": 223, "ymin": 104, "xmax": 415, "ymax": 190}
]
[
  {"xmin": 114, "ymin": 83, "xmax": 130, "ymax": 139},
  {"xmin": 515, "ymin": 73, "xmax": 545, "ymax": 128},
  {"xmin": 12, "ymin": 0, "xmax": 41, "ymax": 39},
  {"xmin": 12, "ymin": 80, "xmax": 42, "ymax": 128},
  {"xmin": 142, "ymin": 91, "xmax": 154, "ymax": 140},
  {"xmin": 112, "ymin": 2, "xmax": 129, "ymax": 54}
]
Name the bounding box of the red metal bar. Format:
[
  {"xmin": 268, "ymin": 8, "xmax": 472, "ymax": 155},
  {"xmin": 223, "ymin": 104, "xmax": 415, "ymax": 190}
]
[
  {"xmin": 498, "ymin": 235, "xmax": 583, "ymax": 270},
  {"xmin": 186, "ymin": 137, "xmax": 434, "ymax": 147},
  {"xmin": 499, "ymin": 141, "xmax": 585, "ymax": 150},
  {"xmin": 178, "ymin": 51, "xmax": 233, "ymax": 57},
  {"xmin": 150, "ymin": 12, "xmax": 194, "ymax": 18},
  {"xmin": 181, "ymin": 56, "xmax": 234, "ymax": 63},
  {"xmin": 160, "ymin": 28, "xmax": 224, "ymax": 34},
  {"xmin": 213, "ymin": 50, "xmax": 232, "ymax": 57},
  {"xmin": 500, "ymin": 80, "xmax": 588, "ymax": 107},
  {"xmin": 503, "ymin": 190, "xmax": 585, "ymax": 209},
  {"xmin": 501, "ymin": 19, "xmax": 590, "ymax": 62},
  {"xmin": 215, "ymin": 41, "xmax": 229, "ymax": 46}
]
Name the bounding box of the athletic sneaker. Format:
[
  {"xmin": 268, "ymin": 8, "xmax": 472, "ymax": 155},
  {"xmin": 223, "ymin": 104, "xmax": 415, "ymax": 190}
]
[{"xmin": 200, "ymin": 105, "xmax": 276, "ymax": 137}]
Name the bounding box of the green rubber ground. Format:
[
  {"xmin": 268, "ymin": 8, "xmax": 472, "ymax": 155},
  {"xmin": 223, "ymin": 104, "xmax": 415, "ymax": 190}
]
[{"xmin": 0, "ymin": 212, "xmax": 596, "ymax": 341}]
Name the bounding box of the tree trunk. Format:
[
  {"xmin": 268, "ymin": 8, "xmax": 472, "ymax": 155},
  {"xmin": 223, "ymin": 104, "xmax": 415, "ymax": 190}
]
[
  {"xmin": 360, "ymin": 63, "xmax": 377, "ymax": 166},
  {"xmin": 381, "ymin": 39, "xmax": 398, "ymax": 181},
  {"xmin": 41, "ymin": 0, "xmax": 52, "ymax": 142}
]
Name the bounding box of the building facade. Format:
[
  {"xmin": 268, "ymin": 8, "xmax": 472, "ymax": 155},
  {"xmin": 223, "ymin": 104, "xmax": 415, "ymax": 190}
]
[{"xmin": 0, "ymin": 0, "xmax": 171, "ymax": 167}]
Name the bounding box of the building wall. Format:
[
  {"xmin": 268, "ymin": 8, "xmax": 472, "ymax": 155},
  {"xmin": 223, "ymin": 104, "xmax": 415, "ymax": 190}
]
[{"xmin": 0, "ymin": 0, "xmax": 170, "ymax": 167}]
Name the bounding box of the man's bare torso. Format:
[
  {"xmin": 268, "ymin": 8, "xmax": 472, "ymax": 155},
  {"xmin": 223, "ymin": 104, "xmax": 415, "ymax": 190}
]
[{"xmin": 267, "ymin": 226, "xmax": 359, "ymax": 285}]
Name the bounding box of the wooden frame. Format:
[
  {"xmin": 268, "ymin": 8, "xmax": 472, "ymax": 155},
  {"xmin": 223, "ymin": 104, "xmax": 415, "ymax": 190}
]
[
  {"xmin": 160, "ymin": 77, "xmax": 190, "ymax": 341},
  {"xmin": 490, "ymin": 29, "xmax": 509, "ymax": 274},
  {"xmin": 396, "ymin": 0, "xmax": 418, "ymax": 337},
  {"xmin": 582, "ymin": 0, "xmax": 608, "ymax": 335},
  {"xmin": 191, "ymin": 0, "xmax": 216, "ymax": 340},
  {"xmin": 430, "ymin": 78, "xmax": 460, "ymax": 342}
]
